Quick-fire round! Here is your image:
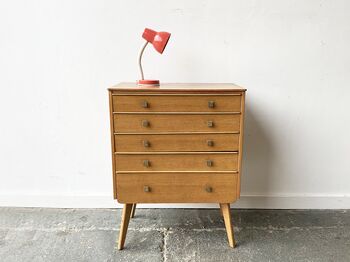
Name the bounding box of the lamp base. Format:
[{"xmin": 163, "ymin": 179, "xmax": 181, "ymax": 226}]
[{"xmin": 137, "ymin": 79, "xmax": 160, "ymax": 86}]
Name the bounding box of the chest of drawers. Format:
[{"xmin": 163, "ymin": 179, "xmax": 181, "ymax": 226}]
[{"xmin": 108, "ymin": 83, "xmax": 246, "ymax": 249}]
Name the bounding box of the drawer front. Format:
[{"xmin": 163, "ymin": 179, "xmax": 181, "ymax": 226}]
[
  {"xmin": 112, "ymin": 95, "xmax": 241, "ymax": 112},
  {"xmin": 115, "ymin": 153, "xmax": 239, "ymax": 171},
  {"xmin": 114, "ymin": 114, "xmax": 240, "ymax": 133},
  {"xmin": 116, "ymin": 173, "xmax": 238, "ymax": 203},
  {"xmin": 114, "ymin": 134, "xmax": 239, "ymax": 152}
]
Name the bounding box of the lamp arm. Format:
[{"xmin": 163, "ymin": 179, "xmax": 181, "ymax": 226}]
[{"xmin": 138, "ymin": 41, "xmax": 149, "ymax": 80}]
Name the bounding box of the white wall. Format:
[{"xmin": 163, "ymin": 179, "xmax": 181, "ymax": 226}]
[{"xmin": 0, "ymin": 0, "xmax": 349, "ymax": 209}]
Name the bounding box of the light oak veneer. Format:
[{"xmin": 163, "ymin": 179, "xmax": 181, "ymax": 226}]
[{"xmin": 108, "ymin": 83, "xmax": 246, "ymax": 249}]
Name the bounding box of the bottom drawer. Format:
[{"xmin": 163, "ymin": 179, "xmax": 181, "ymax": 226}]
[{"xmin": 116, "ymin": 173, "xmax": 238, "ymax": 203}]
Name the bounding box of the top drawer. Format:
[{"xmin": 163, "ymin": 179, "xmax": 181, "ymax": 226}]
[{"xmin": 112, "ymin": 94, "xmax": 242, "ymax": 112}]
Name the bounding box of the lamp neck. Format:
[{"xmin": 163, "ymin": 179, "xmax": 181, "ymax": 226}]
[{"xmin": 138, "ymin": 41, "xmax": 149, "ymax": 80}]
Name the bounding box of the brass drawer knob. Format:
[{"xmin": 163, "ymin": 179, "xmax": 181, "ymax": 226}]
[
  {"xmin": 142, "ymin": 120, "xmax": 150, "ymax": 127},
  {"xmin": 205, "ymin": 186, "xmax": 213, "ymax": 193},
  {"xmin": 206, "ymin": 160, "xmax": 213, "ymax": 167},
  {"xmin": 208, "ymin": 101, "xmax": 215, "ymax": 108},
  {"xmin": 143, "ymin": 160, "xmax": 150, "ymax": 167},
  {"xmin": 143, "ymin": 185, "xmax": 151, "ymax": 192},
  {"xmin": 207, "ymin": 140, "xmax": 214, "ymax": 147},
  {"xmin": 143, "ymin": 140, "xmax": 150, "ymax": 147},
  {"xmin": 207, "ymin": 120, "xmax": 214, "ymax": 127},
  {"xmin": 142, "ymin": 101, "xmax": 149, "ymax": 108}
]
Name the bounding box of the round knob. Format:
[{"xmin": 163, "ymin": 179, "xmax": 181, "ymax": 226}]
[
  {"xmin": 143, "ymin": 140, "xmax": 150, "ymax": 147},
  {"xmin": 206, "ymin": 160, "xmax": 213, "ymax": 167},
  {"xmin": 205, "ymin": 186, "xmax": 213, "ymax": 193},
  {"xmin": 142, "ymin": 101, "xmax": 149, "ymax": 108},
  {"xmin": 143, "ymin": 185, "xmax": 151, "ymax": 192},
  {"xmin": 208, "ymin": 101, "xmax": 215, "ymax": 108},
  {"xmin": 207, "ymin": 121, "xmax": 214, "ymax": 127},
  {"xmin": 207, "ymin": 140, "xmax": 214, "ymax": 147},
  {"xmin": 142, "ymin": 120, "xmax": 150, "ymax": 127},
  {"xmin": 143, "ymin": 160, "xmax": 151, "ymax": 167}
]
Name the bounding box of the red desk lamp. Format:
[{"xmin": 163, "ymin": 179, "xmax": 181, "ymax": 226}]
[{"xmin": 138, "ymin": 28, "xmax": 171, "ymax": 86}]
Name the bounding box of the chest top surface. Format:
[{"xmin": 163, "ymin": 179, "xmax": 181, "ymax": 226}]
[{"xmin": 109, "ymin": 82, "xmax": 246, "ymax": 92}]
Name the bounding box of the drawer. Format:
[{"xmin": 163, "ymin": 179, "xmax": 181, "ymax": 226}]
[
  {"xmin": 112, "ymin": 94, "xmax": 241, "ymax": 112},
  {"xmin": 115, "ymin": 153, "xmax": 238, "ymax": 171},
  {"xmin": 114, "ymin": 114, "xmax": 240, "ymax": 133},
  {"xmin": 116, "ymin": 173, "xmax": 238, "ymax": 203},
  {"xmin": 114, "ymin": 134, "xmax": 239, "ymax": 152}
]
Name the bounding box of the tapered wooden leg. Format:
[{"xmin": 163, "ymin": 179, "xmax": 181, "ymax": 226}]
[
  {"xmin": 118, "ymin": 203, "xmax": 133, "ymax": 250},
  {"xmin": 130, "ymin": 203, "xmax": 136, "ymax": 218},
  {"xmin": 220, "ymin": 203, "xmax": 236, "ymax": 248}
]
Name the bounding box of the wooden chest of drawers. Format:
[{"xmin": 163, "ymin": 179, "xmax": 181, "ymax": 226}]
[{"xmin": 108, "ymin": 83, "xmax": 246, "ymax": 249}]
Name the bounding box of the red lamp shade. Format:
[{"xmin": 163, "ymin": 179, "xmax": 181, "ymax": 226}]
[
  {"xmin": 142, "ymin": 28, "xmax": 171, "ymax": 54},
  {"xmin": 138, "ymin": 28, "xmax": 171, "ymax": 86}
]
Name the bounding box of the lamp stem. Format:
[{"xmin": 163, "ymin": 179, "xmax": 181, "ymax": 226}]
[{"xmin": 138, "ymin": 41, "xmax": 149, "ymax": 80}]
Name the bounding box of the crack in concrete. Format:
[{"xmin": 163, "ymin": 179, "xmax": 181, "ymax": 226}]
[{"xmin": 157, "ymin": 227, "xmax": 171, "ymax": 262}]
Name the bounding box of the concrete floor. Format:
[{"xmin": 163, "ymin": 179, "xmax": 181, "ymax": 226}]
[{"xmin": 0, "ymin": 208, "xmax": 349, "ymax": 262}]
